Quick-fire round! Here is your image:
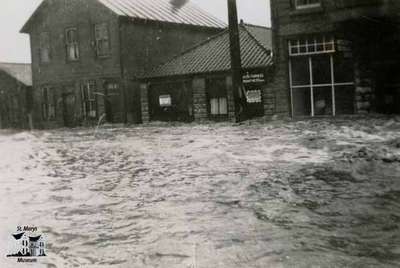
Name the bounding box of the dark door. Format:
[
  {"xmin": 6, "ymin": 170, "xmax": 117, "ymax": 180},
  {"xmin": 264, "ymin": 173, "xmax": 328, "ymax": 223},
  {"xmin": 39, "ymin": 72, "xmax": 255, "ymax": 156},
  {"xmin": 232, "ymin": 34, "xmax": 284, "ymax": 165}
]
[{"xmin": 62, "ymin": 93, "xmax": 75, "ymax": 127}]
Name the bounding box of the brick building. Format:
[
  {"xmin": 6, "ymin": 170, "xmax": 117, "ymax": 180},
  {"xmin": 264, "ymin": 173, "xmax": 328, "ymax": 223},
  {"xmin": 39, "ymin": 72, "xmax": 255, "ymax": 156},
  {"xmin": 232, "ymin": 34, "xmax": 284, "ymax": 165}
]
[
  {"xmin": 270, "ymin": 0, "xmax": 400, "ymax": 117},
  {"xmin": 21, "ymin": 0, "xmax": 224, "ymax": 128},
  {"xmin": 0, "ymin": 63, "xmax": 33, "ymax": 129},
  {"xmin": 139, "ymin": 23, "xmax": 272, "ymax": 122}
]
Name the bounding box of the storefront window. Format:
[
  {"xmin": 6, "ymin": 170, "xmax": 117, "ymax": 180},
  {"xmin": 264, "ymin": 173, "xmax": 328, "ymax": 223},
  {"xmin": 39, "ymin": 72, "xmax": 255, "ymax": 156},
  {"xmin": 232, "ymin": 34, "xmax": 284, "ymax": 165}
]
[{"xmin": 289, "ymin": 36, "xmax": 355, "ymax": 116}]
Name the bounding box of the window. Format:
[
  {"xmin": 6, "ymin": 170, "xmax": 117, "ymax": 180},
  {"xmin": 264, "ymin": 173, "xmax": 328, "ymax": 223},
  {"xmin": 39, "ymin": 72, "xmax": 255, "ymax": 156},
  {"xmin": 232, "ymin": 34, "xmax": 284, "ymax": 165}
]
[
  {"xmin": 41, "ymin": 86, "xmax": 56, "ymax": 121},
  {"xmin": 39, "ymin": 32, "xmax": 51, "ymax": 63},
  {"xmin": 65, "ymin": 27, "xmax": 79, "ymax": 61},
  {"xmin": 94, "ymin": 23, "xmax": 110, "ymax": 57},
  {"xmin": 210, "ymin": 97, "xmax": 228, "ymax": 115},
  {"xmin": 81, "ymin": 81, "xmax": 97, "ymax": 119},
  {"xmin": 295, "ymin": 0, "xmax": 321, "ymax": 9},
  {"xmin": 289, "ymin": 36, "xmax": 335, "ymax": 56},
  {"xmin": 289, "ymin": 36, "xmax": 355, "ymax": 117}
]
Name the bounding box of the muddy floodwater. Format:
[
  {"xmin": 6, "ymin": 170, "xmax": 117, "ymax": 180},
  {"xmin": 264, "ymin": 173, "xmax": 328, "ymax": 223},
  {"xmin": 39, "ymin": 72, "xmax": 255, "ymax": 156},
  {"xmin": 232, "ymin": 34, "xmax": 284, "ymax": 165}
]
[{"xmin": 1, "ymin": 117, "xmax": 400, "ymax": 268}]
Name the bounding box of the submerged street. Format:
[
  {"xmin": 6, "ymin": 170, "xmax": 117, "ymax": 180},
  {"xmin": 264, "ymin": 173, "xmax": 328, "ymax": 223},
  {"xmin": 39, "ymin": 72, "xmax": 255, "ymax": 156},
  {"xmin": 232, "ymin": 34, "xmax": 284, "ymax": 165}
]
[{"xmin": 1, "ymin": 117, "xmax": 400, "ymax": 268}]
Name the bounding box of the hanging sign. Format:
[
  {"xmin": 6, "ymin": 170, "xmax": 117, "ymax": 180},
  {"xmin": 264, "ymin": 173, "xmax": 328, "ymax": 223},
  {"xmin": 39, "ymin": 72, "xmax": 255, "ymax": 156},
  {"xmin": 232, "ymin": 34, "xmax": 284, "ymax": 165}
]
[{"xmin": 243, "ymin": 73, "xmax": 265, "ymax": 84}]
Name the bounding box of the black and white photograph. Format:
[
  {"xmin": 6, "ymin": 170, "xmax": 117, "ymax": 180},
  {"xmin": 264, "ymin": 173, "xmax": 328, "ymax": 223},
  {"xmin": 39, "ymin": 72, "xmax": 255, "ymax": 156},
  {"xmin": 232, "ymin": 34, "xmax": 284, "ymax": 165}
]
[{"xmin": 0, "ymin": 0, "xmax": 400, "ymax": 267}]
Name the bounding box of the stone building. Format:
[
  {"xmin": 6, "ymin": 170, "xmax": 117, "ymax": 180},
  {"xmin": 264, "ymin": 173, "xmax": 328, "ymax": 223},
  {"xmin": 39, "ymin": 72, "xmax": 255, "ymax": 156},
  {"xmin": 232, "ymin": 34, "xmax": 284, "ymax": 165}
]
[
  {"xmin": 270, "ymin": 0, "xmax": 400, "ymax": 117},
  {"xmin": 21, "ymin": 0, "xmax": 225, "ymax": 128},
  {"xmin": 0, "ymin": 63, "xmax": 33, "ymax": 129},
  {"xmin": 139, "ymin": 23, "xmax": 272, "ymax": 122}
]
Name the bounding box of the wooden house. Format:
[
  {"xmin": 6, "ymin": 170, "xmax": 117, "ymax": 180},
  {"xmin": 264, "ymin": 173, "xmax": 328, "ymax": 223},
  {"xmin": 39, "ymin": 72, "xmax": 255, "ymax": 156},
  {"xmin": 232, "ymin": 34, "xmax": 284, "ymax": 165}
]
[{"xmin": 20, "ymin": 0, "xmax": 225, "ymax": 128}]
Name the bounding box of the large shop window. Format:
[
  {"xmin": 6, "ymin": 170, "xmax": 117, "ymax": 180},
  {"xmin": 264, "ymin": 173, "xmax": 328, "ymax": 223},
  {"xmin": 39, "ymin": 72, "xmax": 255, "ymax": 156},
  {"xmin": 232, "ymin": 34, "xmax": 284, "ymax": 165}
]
[
  {"xmin": 289, "ymin": 36, "xmax": 355, "ymax": 116},
  {"xmin": 41, "ymin": 86, "xmax": 56, "ymax": 121},
  {"xmin": 81, "ymin": 81, "xmax": 97, "ymax": 119}
]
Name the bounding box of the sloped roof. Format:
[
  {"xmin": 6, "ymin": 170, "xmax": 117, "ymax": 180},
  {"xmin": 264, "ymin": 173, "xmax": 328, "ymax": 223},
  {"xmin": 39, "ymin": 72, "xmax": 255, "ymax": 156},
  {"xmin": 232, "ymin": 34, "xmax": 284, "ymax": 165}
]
[
  {"xmin": 21, "ymin": 0, "xmax": 226, "ymax": 33},
  {"xmin": 244, "ymin": 23, "xmax": 272, "ymax": 50},
  {"xmin": 0, "ymin": 63, "xmax": 32, "ymax": 86},
  {"xmin": 98, "ymin": 0, "xmax": 226, "ymax": 28},
  {"xmin": 142, "ymin": 23, "xmax": 273, "ymax": 79},
  {"xmin": 12, "ymin": 233, "xmax": 25, "ymax": 240}
]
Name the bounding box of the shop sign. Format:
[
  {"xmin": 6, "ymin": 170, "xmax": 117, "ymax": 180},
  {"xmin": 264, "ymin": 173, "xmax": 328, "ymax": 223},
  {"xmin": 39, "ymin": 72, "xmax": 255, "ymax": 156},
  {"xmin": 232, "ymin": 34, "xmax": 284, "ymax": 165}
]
[
  {"xmin": 159, "ymin": 95, "xmax": 172, "ymax": 107},
  {"xmin": 246, "ymin": 90, "xmax": 262, "ymax": 103},
  {"xmin": 243, "ymin": 73, "xmax": 265, "ymax": 84}
]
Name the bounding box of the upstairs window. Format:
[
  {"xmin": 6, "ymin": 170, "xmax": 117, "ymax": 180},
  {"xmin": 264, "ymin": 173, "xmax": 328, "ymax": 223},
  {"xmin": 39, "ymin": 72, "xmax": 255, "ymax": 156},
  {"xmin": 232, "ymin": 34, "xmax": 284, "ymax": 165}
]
[
  {"xmin": 65, "ymin": 27, "xmax": 79, "ymax": 61},
  {"xmin": 39, "ymin": 32, "xmax": 51, "ymax": 63},
  {"xmin": 81, "ymin": 80, "xmax": 97, "ymax": 119},
  {"xmin": 94, "ymin": 23, "xmax": 110, "ymax": 57},
  {"xmin": 295, "ymin": 0, "xmax": 321, "ymax": 9}
]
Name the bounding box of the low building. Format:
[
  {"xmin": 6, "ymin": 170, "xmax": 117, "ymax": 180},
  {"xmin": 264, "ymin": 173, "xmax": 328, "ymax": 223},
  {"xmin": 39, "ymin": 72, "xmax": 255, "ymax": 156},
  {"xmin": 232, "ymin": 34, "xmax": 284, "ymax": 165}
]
[
  {"xmin": 270, "ymin": 0, "xmax": 400, "ymax": 117},
  {"xmin": 139, "ymin": 23, "xmax": 273, "ymax": 122},
  {"xmin": 20, "ymin": 0, "xmax": 225, "ymax": 128},
  {"xmin": 0, "ymin": 63, "xmax": 33, "ymax": 129}
]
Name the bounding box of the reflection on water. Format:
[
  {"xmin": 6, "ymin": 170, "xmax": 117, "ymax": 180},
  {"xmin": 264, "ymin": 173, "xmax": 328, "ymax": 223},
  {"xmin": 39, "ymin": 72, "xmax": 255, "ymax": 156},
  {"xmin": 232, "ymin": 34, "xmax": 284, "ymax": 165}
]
[{"xmin": 0, "ymin": 118, "xmax": 399, "ymax": 267}]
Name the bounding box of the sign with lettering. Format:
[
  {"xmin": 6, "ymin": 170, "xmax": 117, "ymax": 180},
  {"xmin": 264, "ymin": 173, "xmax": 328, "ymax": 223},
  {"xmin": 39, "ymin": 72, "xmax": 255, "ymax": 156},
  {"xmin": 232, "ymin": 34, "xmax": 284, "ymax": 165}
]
[
  {"xmin": 243, "ymin": 73, "xmax": 265, "ymax": 84},
  {"xmin": 159, "ymin": 95, "xmax": 172, "ymax": 107},
  {"xmin": 246, "ymin": 90, "xmax": 262, "ymax": 103}
]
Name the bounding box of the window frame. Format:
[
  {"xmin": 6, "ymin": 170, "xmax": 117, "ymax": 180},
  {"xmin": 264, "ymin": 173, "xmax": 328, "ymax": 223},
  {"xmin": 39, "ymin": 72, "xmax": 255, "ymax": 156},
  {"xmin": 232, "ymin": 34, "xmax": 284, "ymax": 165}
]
[
  {"xmin": 65, "ymin": 27, "xmax": 80, "ymax": 62},
  {"xmin": 81, "ymin": 80, "xmax": 98, "ymax": 119},
  {"xmin": 94, "ymin": 22, "xmax": 111, "ymax": 58},
  {"xmin": 39, "ymin": 31, "xmax": 51, "ymax": 64},
  {"xmin": 41, "ymin": 86, "xmax": 56, "ymax": 121},
  {"xmin": 288, "ymin": 36, "xmax": 355, "ymax": 117}
]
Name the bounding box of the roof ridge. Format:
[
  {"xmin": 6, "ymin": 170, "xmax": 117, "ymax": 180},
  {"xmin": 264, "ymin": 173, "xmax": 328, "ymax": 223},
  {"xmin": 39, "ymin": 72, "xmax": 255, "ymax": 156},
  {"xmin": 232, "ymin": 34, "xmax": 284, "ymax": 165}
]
[
  {"xmin": 243, "ymin": 22, "xmax": 271, "ymax": 30},
  {"xmin": 147, "ymin": 28, "xmax": 230, "ymax": 74}
]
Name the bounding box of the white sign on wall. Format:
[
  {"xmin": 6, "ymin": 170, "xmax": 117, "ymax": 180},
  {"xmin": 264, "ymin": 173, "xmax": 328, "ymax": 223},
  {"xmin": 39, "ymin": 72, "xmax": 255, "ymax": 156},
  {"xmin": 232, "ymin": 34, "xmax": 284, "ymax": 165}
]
[
  {"xmin": 246, "ymin": 90, "xmax": 262, "ymax": 103},
  {"xmin": 159, "ymin": 95, "xmax": 172, "ymax": 107}
]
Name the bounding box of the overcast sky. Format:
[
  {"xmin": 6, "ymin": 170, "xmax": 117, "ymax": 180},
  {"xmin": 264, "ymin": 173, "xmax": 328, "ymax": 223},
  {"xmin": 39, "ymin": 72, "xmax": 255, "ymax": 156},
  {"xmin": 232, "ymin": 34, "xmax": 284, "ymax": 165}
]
[{"xmin": 0, "ymin": 0, "xmax": 271, "ymax": 63}]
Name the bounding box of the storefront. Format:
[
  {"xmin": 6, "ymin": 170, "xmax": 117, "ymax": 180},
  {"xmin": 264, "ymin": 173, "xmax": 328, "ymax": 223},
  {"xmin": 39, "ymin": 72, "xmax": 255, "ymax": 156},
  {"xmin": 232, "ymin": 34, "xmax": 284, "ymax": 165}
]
[{"xmin": 139, "ymin": 23, "xmax": 273, "ymax": 123}]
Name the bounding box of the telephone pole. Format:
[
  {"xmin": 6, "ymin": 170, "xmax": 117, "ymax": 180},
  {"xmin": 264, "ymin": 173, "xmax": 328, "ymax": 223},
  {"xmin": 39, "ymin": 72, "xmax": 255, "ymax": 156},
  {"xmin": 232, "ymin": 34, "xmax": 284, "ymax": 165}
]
[{"xmin": 227, "ymin": 0, "xmax": 244, "ymax": 122}]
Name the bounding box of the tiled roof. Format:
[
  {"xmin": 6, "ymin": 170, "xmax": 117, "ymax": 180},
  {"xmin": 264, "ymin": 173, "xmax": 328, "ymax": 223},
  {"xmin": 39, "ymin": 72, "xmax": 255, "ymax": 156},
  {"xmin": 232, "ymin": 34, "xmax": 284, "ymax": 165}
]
[
  {"xmin": 0, "ymin": 63, "xmax": 32, "ymax": 86},
  {"xmin": 98, "ymin": 0, "xmax": 226, "ymax": 28},
  {"xmin": 142, "ymin": 24, "xmax": 273, "ymax": 79}
]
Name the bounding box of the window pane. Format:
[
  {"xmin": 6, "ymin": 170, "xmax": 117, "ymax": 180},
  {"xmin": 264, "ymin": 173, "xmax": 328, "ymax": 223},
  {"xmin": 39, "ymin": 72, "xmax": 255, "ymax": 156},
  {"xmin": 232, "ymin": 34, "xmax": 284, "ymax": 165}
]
[
  {"xmin": 210, "ymin": 98, "xmax": 219, "ymax": 115},
  {"xmin": 313, "ymin": 86, "xmax": 333, "ymax": 115},
  {"xmin": 291, "ymin": 57, "xmax": 310, "ymax": 86},
  {"xmin": 334, "ymin": 54, "xmax": 354, "ymax": 83},
  {"xmin": 335, "ymin": 85, "xmax": 355, "ymax": 115},
  {"xmin": 219, "ymin": 98, "xmax": 228, "ymax": 114},
  {"xmin": 312, "ymin": 55, "xmax": 332, "ymax": 85},
  {"xmin": 292, "ymin": 87, "xmax": 311, "ymax": 116}
]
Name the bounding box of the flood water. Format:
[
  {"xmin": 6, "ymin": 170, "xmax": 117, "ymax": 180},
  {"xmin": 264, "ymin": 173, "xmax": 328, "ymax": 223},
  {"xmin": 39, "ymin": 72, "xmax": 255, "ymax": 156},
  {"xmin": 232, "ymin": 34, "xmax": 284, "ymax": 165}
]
[{"xmin": 1, "ymin": 118, "xmax": 400, "ymax": 267}]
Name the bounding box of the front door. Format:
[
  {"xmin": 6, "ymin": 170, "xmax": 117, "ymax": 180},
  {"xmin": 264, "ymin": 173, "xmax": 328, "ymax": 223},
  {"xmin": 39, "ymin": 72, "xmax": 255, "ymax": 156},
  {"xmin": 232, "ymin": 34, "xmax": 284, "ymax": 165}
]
[{"xmin": 62, "ymin": 93, "xmax": 75, "ymax": 127}]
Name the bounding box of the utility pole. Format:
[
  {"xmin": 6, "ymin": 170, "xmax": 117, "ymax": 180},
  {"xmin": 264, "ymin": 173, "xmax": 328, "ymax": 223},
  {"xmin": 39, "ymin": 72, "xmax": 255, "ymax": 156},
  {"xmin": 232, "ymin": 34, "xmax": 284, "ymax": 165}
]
[
  {"xmin": 170, "ymin": 0, "xmax": 245, "ymax": 122},
  {"xmin": 227, "ymin": 0, "xmax": 244, "ymax": 122}
]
